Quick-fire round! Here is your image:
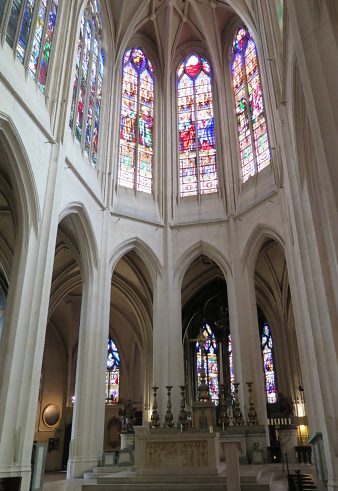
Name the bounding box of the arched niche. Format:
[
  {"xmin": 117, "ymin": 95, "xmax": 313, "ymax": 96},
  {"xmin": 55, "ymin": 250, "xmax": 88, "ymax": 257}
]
[
  {"xmin": 104, "ymin": 249, "xmax": 153, "ymax": 450},
  {"xmin": 181, "ymin": 254, "xmax": 233, "ymax": 411},
  {"xmin": 253, "ymin": 237, "xmax": 308, "ymax": 446},
  {"xmin": 34, "ymin": 207, "xmax": 98, "ymax": 472}
]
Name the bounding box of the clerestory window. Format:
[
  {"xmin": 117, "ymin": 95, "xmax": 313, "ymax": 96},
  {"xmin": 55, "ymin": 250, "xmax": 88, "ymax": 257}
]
[
  {"xmin": 1, "ymin": 0, "xmax": 59, "ymax": 93},
  {"xmin": 177, "ymin": 53, "xmax": 218, "ymax": 197},
  {"xmin": 117, "ymin": 47, "xmax": 155, "ymax": 194},
  {"xmin": 231, "ymin": 26, "xmax": 271, "ymax": 182},
  {"xmin": 69, "ymin": 0, "xmax": 104, "ymax": 167}
]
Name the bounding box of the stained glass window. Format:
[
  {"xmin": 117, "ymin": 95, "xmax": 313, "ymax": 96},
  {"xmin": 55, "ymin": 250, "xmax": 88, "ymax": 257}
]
[
  {"xmin": 0, "ymin": 0, "xmax": 7, "ymax": 26},
  {"xmin": 261, "ymin": 322, "xmax": 277, "ymax": 403},
  {"xmin": 177, "ymin": 53, "xmax": 218, "ymax": 197},
  {"xmin": 16, "ymin": 0, "xmax": 35, "ymax": 63},
  {"xmin": 196, "ymin": 324, "xmax": 219, "ymax": 404},
  {"xmin": 69, "ymin": 0, "xmax": 104, "ymax": 167},
  {"xmin": 6, "ymin": 0, "xmax": 23, "ymax": 47},
  {"xmin": 106, "ymin": 337, "xmax": 120, "ymax": 404},
  {"xmin": 275, "ymin": 0, "xmax": 283, "ymax": 33},
  {"xmin": 3, "ymin": 0, "xmax": 59, "ymax": 92},
  {"xmin": 118, "ymin": 47, "xmax": 154, "ymax": 193},
  {"xmin": 227, "ymin": 334, "xmax": 235, "ymax": 397},
  {"xmin": 28, "ymin": 0, "xmax": 58, "ymax": 92},
  {"xmin": 231, "ymin": 27, "xmax": 271, "ymax": 182}
]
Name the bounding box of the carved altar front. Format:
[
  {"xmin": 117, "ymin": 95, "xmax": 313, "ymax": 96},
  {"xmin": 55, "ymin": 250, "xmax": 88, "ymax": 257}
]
[{"xmin": 134, "ymin": 427, "xmax": 224, "ymax": 476}]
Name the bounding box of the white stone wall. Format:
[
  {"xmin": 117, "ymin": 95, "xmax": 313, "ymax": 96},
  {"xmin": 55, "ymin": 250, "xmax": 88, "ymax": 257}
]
[{"xmin": 0, "ymin": 0, "xmax": 337, "ymax": 489}]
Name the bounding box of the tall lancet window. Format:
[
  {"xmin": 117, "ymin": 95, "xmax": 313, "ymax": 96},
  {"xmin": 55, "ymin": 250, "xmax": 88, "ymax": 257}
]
[
  {"xmin": 69, "ymin": 0, "xmax": 104, "ymax": 166},
  {"xmin": 177, "ymin": 53, "xmax": 218, "ymax": 197},
  {"xmin": 106, "ymin": 337, "xmax": 120, "ymax": 404},
  {"xmin": 196, "ymin": 324, "xmax": 219, "ymax": 404},
  {"xmin": 227, "ymin": 333, "xmax": 235, "ymax": 397},
  {"xmin": 231, "ymin": 27, "xmax": 271, "ymax": 182},
  {"xmin": 118, "ymin": 47, "xmax": 154, "ymax": 193},
  {"xmin": 261, "ymin": 322, "xmax": 277, "ymax": 403},
  {"xmin": 3, "ymin": 0, "xmax": 59, "ymax": 92}
]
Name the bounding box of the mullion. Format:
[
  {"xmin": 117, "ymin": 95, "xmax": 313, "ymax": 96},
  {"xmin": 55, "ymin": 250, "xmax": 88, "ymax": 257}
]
[
  {"xmin": 193, "ymin": 77, "xmax": 200, "ymax": 194},
  {"xmin": 88, "ymin": 39, "xmax": 100, "ymax": 162},
  {"xmin": 32, "ymin": 0, "xmax": 50, "ymax": 83},
  {"xmin": 6, "ymin": 0, "xmax": 24, "ymax": 48},
  {"xmin": 81, "ymin": 20, "xmax": 95, "ymax": 149},
  {"xmin": 71, "ymin": 17, "xmax": 85, "ymax": 135},
  {"xmin": 24, "ymin": 0, "xmax": 39, "ymax": 69},
  {"xmin": 243, "ymin": 43, "xmax": 258, "ymax": 175},
  {"xmin": 135, "ymin": 70, "xmax": 140, "ymax": 191}
]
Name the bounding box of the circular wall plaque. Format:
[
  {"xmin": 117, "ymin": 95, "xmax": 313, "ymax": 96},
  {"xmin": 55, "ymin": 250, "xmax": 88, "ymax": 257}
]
[{"xmin": 42, "ymin": 404, "xmax": 61, "ymax": 427}]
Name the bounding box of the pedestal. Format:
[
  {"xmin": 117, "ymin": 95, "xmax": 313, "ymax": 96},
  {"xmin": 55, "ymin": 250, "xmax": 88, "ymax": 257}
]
[
  {"xmin": 219, "ymin": 425, "xmax": 267, "ymax": 464},
  {"xmin": 120, "ymin": 432, "xmax": 135, "ymax": 450},
  {"xmin": 221, "ymin": 440, "xmax": 242, "ymax": 491},
  {"xmin": 308, "ymin": 432, "xmax": 328, "ymax": 483},
  {"xmin": 191, "ymin": 401, "xmax": 216, "ymax": 430}
]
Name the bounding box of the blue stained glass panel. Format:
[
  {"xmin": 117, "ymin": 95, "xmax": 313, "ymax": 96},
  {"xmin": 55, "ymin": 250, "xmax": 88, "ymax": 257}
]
[
  {"xmin": 6, "ymin": 0, "xmax": 23, "ymax": 47},
  {"xmin": 106, "ymin": 338, "xmax": 120, "ymax": 404},
  {"xmin": 261, "ymin": 322, "xmax": 277, "ymax": 403},
  {"xmin": 16, "ymin": 0, "xmax": 35, "ymax": 63},
  {"xmin": 0, "ymin": 0, "xmax": 6, "ymax": 25},
  {"xmin": 29, "ymin": 0, "xmax": 47, "ymax": 79}
]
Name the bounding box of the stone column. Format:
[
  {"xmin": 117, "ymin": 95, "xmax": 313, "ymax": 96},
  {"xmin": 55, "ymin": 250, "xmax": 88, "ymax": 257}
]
[
  {"xmin": 281, "ymin": 3, "xmax": 338, "ymax": 487},
  {"xmin": 152, "ymin": 271, "xmax": 184, "ymax": 423},
  {"xmin": 0, "ymin": 146, "xmax": 63, "ymax": 490},
  {"xmin": 228, "ymin": 249, "xmax": 267, "ymax": 427},
  {"xmin": 67, "ymin": 213, "xmax": 111, "ymax": 478}
]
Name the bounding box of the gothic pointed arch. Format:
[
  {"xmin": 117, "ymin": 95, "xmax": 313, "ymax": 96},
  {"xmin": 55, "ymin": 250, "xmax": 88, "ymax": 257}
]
[
  {"xmin": 174, "ymin": 241, "xmax": 232, "ymax": 288},
  {"xmin": 58, "ymin": 203, "xmax": 99, "ymax": 281},
  {"xmin": 241, "ymin": 224, "xmax": 285, "ymax": 274},
  {"xmin": 109, "ymin": 238, "xmax": 162, "ymax": 290},
  {"xmin": 0, "ymin": 113, "xmax": 40, "ymax": 240}
]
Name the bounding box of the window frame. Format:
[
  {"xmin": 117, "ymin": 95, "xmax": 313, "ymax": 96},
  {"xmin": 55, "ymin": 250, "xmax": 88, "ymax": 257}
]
[
  {"xmin": 260, "ymin": 320, "xmax": 278, "ymax": 404},
  {"xmin": 0, "ymin": 0, "xmax": 61, "ymax": 95},
  {"xmin": 117, "ymin": 44, "xmax": 157, "ymax": 196},
  {"xmin": 229, "ymin": 24, "xmax": 272, "ymax": 185},
  {"xmin": 105, "ymin": 336, "xmax": 120, "ymax": 405},
  {"xmin": 175, "ymin": 50, "xmax": 220, "ymax": 200}
]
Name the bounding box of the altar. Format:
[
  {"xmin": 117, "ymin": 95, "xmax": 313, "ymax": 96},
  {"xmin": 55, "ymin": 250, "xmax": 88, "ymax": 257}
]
[{"xmin": 134, "ymin": 427, "xmax": 224, "ymax": 476}]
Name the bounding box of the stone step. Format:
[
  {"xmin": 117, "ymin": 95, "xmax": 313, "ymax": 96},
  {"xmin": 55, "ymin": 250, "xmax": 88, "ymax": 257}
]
[
  {"xmin": 96, "ymin": 473, "xmax": 260, "ymax": 484},
  {"xmin": 84, "ymin": 468, "xmax": 127, "ymax": 479},
  {"xmin": 83, "ymin": 484, "xmax": 269, "ymax": 491}
]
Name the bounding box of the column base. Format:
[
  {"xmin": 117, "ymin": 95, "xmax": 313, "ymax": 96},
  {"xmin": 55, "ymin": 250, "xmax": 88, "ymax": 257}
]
[
  {"xmin": 0, "ymin": 466, "xmax": 31, "ymax": 491},
  {"xmin": 327, "ymin": 479, "xmax": 338, "ymax": 491},
  {"xmin": 67, "ymin": 457, "xmax": 101, "ymax": 479}
]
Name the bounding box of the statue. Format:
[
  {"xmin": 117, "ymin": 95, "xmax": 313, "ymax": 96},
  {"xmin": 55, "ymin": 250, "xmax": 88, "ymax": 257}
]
[{"xmin": 119, "ymin": 400, "xmax": 137, "ymax": 433}]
